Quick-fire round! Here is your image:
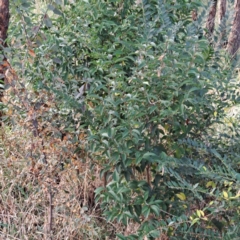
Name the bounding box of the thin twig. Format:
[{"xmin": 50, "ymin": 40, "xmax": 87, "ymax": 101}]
[{"xmin": 48, "ymin": 185, "xmax": 53, "ymax": 239}]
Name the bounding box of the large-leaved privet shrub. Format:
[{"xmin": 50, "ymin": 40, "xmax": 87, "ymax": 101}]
[
  {"xmin": 6, "ymin": 0, "xmax": 240, "ymax": 239},
  {"xmin": 80, "ymin": 1, "xmax": 240, "ymax": 239}
]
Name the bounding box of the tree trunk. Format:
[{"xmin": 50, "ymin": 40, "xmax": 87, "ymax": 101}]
[
  {"xmin": 0, "ymin": 0, "xmax": 10, "ymax": 111},
  {"xmin": 227, "ymin": 0, "xmax": 240, "ymax": 56},
  {"xmin": 219, "ymin": 0, "xmax": 227, "ymax": 20},
  {"xmin": 0, "ymin": 0, "xmax": 10, "ymax": 47},
  {"xmin": 206, "ymin": 0, "xmax": 218, "ymax": 35},
  {"xmin": 0, "ymin": 0, "xmax": 10, "ymax": 78},
  {"xmin": 217, "ymin": 0, "xmax": 227, "ymax": 48}
]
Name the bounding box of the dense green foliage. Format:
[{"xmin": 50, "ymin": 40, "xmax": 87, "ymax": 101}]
[{"xmin": 2, "ymin": 0, "xmax": 240, "ymax": 239}]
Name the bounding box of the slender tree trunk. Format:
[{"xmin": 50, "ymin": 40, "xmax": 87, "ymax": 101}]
[
  {"xmin": 0, "ymin": 0, "xmax": 10, "ymax": 115},
  {"xmin": 0, "ymin": 0, "xmax": 10, "ymax": 47},
  {"xmin": 219, "ymin": 0, "xmax": 227, "ymax": 20},
  {"xmin": 217, "ymin": 0, "xmax": 227, "ymax": 48},
  {"xmin": 227, "ymin": 0, "xmax": 240, "ymax": 56},
  {"xmin": 0, "ymin": 0, "xmax": 9, "ymax": 104},
  {"xmin": 0, "ymin": 0, "xmax": 10, "ymax": 78},
  {"xmin": 206, "ymin": 0, "xmax": 218, "ymax": 35}
]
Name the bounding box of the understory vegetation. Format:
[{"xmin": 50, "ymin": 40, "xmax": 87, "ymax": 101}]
[{"xmin": 0, "ymin": 0, "xmax": 240, "ymax": 239}]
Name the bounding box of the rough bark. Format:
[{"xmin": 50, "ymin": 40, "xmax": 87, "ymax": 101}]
[
  {"xmin": 227, "ymin": 0, "xmax": 240, "ymax": 56},
  {"xmin": 0, "ymin": 0, "xmax": 10, "ymax": 47},
  {"xmin": 218, "ymin": 0, "xmax": 227, "ymax": 49},
  {"xmin": 0, "ymin": 0, "xmax": 10, "ymax": 108},
  {"xmin": 206, "ymin": 0, "xmax": 218, "ymax": 35},
  {"xmin": 0, "ymin": 0, "xmax": 10, "ymax": 77},
  {"xmin": 219, "ymin": 0, "xmax": 227, "ymax": 20}
]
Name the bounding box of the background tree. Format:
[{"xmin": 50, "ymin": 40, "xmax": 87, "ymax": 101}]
[
  {"xmin": 227, "ymin": 0, "xmax": 240, "ymax": 56},
  {"xmin": 206, "ymin": 0, "xmax": 218, "ymax": 35},
  {"xmin": 0, "ymin": 0, "xmax": 9, "ymax": 47},
  {"xmin": 0, "ymin": 0, "xmax": 9, "ymax": 112},
  {"xmin": 220, "ymin": 0, "xmax": 227, "ymax": 19}
]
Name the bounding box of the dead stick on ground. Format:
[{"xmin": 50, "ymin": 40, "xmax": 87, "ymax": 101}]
[{"xmin": 47, "ymin": 185, "xmax": 53, "ymax": 240}]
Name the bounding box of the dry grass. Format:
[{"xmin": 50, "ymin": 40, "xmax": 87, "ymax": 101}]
[
  {"xmin": 0, "ymin": 85, "xmax": 117, "ymax": 239},
  {"xmin": 0, "ymin": 127, "xmax": 117, "ymax": 239}
]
